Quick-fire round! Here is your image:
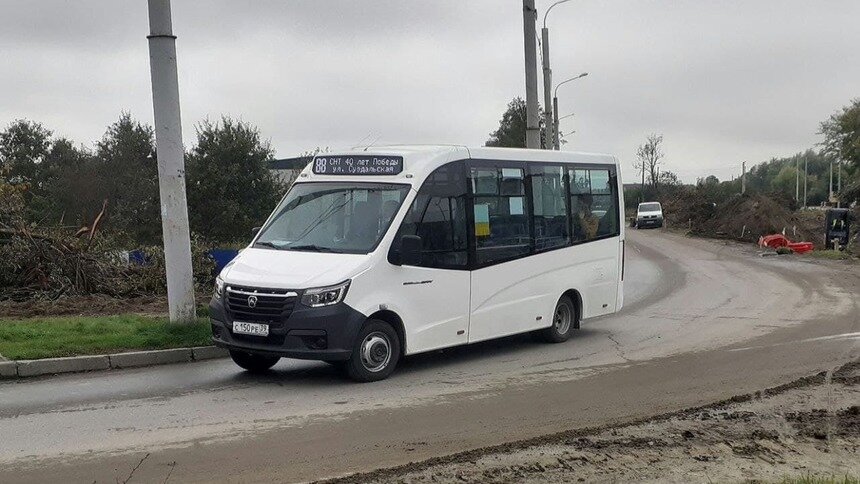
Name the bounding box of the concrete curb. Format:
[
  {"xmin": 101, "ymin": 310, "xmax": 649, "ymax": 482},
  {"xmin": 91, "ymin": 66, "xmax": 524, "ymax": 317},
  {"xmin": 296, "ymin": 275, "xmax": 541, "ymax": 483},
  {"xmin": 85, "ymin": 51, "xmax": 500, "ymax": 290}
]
[{"xmin": 0, "ymin": 346, "xmax": 229, "ymax": 380}]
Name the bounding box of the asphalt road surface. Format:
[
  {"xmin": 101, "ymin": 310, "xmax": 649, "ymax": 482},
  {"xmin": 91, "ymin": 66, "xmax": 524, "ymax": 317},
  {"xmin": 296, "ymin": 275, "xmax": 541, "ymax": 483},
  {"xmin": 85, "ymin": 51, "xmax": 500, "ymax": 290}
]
[{"xmin": 1, "ymin": 230, "xmax": 857, "ymax": 483}]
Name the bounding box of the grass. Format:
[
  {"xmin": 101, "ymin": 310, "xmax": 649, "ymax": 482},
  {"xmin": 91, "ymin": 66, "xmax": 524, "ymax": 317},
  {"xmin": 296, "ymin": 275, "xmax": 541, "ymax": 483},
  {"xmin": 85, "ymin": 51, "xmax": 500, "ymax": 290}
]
[
  {"xmin": 809, "ymin": 249, "xmax": 854, "ymax": 260},
  {"xmin": 0, "ymin": 314, "xmax": 212, "ymax": 360}
]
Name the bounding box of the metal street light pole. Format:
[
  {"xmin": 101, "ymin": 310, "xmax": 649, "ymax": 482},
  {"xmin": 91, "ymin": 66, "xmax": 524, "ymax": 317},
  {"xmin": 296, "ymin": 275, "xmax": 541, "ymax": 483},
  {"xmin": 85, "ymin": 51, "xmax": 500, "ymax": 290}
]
[
  {"xmin": 552, "ymin": 97, "xmax": 559, "ymax": 150},
  {"xmin": 541, "ymin": 0, "xmax": 573, "ymax": 149},
  {"xmin": 147, "ymin": 0, "xmax": 196, "ymax": 323},
  {"xmin": 523, "ymin": 0, "xmax": 540, "ymax": 149},
  {"xmin": 552, "ymin": 72, "xmax": 588, "ymax": 149}
]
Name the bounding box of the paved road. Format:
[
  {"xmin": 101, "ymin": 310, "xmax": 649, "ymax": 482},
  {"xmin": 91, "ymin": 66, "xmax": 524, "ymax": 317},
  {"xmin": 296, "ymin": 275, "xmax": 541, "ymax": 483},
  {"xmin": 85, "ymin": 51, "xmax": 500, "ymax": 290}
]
[{"xmin": 0, "ymin": 231, "xmax": 857, "ymax": 483}]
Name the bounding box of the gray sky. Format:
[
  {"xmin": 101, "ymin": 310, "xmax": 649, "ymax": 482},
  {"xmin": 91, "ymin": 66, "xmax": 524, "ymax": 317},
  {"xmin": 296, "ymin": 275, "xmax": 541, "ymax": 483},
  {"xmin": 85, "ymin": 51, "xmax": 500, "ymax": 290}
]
[{"xmin": 1, "ymin": 1, "xmax": 858, "ymax": 182}]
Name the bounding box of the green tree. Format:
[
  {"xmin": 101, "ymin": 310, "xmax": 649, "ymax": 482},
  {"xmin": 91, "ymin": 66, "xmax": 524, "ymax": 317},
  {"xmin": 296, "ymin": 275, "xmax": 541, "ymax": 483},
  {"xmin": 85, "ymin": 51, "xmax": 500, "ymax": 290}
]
[
  {"xmin": 770, "ymin": 165, "xmax": 798, "ymax": 199},
  {"xmin": 186, "ymin": 117, "xmax": 285, "ymax": 243},
  {"xmin": 658, "ymin": 170, "xmax": 681, "ymax": 186},
  {"xmin": 42, "ymin": 139, "xmax": 102, "ymax": 226},
  {"xmin": 95, "ymin": 113, "xmax": 161, "ymax": 242},
  {"xmin": 486, "ymin": 97, "xmax": 546, "ymax": 148},
  {"xmin": 0, "ymin": 119, "xmax": 52, "ymax": 188},
  {"xmin": 820, "ymin": 98, "xmax": 860, "ymax": 167}
]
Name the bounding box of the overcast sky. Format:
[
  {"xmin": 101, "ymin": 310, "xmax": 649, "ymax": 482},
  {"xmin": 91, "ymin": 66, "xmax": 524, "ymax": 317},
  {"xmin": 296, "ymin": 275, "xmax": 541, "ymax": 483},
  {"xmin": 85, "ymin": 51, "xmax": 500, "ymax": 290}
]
[{"xmin": 2, "ymin": 1, "xmax": 858, "ymax": 182}]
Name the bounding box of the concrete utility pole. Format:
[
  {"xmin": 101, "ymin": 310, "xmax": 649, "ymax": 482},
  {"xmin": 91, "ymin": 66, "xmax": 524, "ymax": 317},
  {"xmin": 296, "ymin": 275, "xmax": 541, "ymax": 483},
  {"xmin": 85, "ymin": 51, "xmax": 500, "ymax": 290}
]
[
  {"xmin": 837, "ymin": 160, "xmax": 842, "ymax": 208},
  {"xmin": 147, "ymin": 0, "xmax": 196, "ymax": 323},
  {"xmin": 803, "ymin": 157, "xmax": 808, "ymax": 208},
  {"xmin": 795, "ymin": 155, "xmax": 799, "ymax": 202},
  {"xmin": 829, "ymin": 160, "xmax": 834, "ymax": 203},
  {"xmin": 541, "ymin": 27, "xmax": 553, "ymax": 149},
  {"xmin": 741, "ymin": 161, "xmax": 746, "ymax": 194},
  {"xmin": 523, "ymin": 0, "xmax": 540, "ymax": 149},
  {"xmin": 552, "ymin": 97, "xmax": 560, "ymax": 150}
]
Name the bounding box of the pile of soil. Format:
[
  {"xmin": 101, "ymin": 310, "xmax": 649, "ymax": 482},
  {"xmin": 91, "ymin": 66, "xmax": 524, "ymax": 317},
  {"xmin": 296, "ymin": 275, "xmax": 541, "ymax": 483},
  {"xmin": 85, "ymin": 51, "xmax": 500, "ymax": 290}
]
[{"xmin": 663, "ymin": 192, "xmax": 826, "ymax": 248}]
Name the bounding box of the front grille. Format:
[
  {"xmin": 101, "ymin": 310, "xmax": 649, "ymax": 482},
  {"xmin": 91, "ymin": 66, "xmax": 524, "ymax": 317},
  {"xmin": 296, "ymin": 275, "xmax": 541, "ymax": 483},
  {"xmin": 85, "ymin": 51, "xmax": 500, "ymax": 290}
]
[{"xmin": 226, "ymin": 284, "xmax": 298, "ymax": 322}]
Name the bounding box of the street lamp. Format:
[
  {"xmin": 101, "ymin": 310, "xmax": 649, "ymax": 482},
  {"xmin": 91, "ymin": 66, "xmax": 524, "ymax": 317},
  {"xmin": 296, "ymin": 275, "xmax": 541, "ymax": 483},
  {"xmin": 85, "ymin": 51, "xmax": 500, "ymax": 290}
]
[
  {"xmin": 541, "ymin": 0, "xmax": 573, "ymax": 149},
  {"xmin": 553, "ymin": 72, "xmax": 588, "ymax": 150}
]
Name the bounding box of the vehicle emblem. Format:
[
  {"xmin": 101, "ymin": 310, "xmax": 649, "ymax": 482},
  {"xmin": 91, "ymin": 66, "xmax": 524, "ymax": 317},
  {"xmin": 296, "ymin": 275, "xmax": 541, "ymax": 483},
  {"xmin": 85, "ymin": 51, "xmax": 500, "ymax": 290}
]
[{"xmin": 248, "ymin": 295, "xmax": 258, "ymax": 308}]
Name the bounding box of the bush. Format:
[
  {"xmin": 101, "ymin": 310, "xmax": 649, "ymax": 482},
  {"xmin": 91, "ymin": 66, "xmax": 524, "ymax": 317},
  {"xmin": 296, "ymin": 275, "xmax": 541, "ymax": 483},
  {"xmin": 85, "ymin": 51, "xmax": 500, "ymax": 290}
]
[{"xmin": 0, "ymin": 225, "xmax": 216, "ymax": 302}]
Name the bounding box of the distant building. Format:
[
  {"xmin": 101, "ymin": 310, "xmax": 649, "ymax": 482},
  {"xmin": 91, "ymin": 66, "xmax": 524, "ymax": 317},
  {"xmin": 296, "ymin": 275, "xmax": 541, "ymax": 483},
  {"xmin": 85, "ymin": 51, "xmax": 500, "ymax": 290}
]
[{"xmin": 269, "ymin": 156, "xmax": 312, "ymax": 186}]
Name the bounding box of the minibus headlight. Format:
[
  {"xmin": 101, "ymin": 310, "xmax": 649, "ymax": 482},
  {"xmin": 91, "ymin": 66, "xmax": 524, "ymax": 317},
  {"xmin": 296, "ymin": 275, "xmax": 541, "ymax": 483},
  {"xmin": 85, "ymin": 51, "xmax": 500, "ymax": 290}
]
[
  {"xmin": 301, "ymin": 281, "xmax": 350, "ymax": 308},
  {"xmin": 214, "ymin": 276, "xmax": 225, "ymax": 300}
]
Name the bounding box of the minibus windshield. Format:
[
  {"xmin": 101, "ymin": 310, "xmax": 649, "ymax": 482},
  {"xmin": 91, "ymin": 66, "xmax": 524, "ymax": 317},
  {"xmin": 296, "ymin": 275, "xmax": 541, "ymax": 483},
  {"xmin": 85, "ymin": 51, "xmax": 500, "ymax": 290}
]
[
  {"xmin": 254, "ymin": 182, "xmax": 411, "ymax": 254},
  {"xmin": 638, "ymin": 203, "xmax": 661, "ymax": 212}
]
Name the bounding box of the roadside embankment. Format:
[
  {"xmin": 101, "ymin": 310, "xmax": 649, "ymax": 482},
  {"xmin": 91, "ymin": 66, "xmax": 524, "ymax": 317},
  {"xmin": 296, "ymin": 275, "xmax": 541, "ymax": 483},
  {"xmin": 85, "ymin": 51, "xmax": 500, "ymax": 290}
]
[{"xmin": 335, "ymin": 362, "xmax": 860, "ymax": 484}]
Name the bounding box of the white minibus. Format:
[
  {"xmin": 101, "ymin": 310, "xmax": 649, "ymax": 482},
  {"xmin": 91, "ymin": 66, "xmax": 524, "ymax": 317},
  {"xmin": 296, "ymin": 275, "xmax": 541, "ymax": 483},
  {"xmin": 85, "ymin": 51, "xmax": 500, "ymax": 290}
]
[{"xmin": 210, "ymin": 146, "xmax": 625, "ymax": 381}]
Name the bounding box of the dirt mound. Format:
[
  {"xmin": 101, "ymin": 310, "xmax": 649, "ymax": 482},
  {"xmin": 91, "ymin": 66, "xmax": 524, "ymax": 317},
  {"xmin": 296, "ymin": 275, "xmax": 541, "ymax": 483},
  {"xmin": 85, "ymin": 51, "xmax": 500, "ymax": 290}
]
[{"xmin": 663, "ymin": 192, "xmax": 826, "ymax": 248}]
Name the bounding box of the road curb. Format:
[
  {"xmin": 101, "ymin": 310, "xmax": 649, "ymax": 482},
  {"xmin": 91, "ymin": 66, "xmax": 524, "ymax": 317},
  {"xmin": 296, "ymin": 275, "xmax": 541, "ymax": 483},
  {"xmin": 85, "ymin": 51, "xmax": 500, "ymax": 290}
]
[
  {"xmin": 109, "ymin": 348, "xmax": 192, "ymax": 369},
  {"xmin": 0, "ymin": 345, "xmax": 229, "ymax": 380}
]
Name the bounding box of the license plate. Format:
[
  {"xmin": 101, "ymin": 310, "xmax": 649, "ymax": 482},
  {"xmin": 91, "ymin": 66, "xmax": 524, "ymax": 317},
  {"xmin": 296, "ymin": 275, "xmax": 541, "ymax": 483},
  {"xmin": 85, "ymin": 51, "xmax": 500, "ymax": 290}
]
[{"xmin": 232, "ymin": 321, "xmax": 269, "ymax": 337}]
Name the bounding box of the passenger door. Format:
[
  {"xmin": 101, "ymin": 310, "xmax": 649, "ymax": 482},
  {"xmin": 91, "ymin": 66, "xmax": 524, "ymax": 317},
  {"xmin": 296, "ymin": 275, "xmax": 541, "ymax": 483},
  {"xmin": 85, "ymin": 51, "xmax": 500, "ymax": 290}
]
[
  {"xmin": 467, "ymin": 162, "xmax": 548, "ymax": 343},
  {"xmin": 389, "ymin": 162, "xmax": 472, "ymax": 353}
]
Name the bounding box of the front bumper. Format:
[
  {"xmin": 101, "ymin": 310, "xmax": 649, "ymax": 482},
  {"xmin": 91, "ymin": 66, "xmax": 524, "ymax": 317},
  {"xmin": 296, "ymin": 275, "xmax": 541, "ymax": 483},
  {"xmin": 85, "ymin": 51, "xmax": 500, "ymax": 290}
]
[
  {"xmin": 637, "ymin": 217, "xmax": 663, "ymax": 228},
  {"xmin": 209, "ymin": 297, "xmax": 366, "ymax": 361}
]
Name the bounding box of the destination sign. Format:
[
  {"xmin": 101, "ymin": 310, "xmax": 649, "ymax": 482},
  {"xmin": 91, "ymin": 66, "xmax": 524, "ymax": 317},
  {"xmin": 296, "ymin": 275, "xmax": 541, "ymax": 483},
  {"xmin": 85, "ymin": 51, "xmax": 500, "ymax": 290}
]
[{"xmin": 312, "ymin": 155, "xmax": 404, "ymax": 176}]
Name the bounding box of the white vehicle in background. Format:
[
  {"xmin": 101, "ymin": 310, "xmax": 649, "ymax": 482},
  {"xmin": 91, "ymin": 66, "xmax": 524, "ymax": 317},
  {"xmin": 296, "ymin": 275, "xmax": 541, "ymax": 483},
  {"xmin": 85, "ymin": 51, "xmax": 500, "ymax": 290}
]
[
  {"xmin": 210, "ymin": 146, "xmax": 625, "ymax": 382},
  {"xmin": 635, "ymin": 202, "xmax": 664, "ymax": 229}
]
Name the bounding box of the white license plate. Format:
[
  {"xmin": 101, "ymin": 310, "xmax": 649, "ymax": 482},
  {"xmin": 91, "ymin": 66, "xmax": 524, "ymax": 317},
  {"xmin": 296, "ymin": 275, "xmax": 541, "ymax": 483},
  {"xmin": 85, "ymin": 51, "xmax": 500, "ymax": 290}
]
[{"xmin": 232, "ymin": 321, "xmax": 269, "ymax": 337}]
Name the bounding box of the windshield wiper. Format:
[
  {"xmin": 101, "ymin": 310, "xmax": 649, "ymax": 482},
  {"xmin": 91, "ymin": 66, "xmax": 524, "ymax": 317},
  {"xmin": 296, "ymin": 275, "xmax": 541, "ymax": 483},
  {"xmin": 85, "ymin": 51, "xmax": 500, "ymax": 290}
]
[
  {"xmin": 254, "ymin": 241, "xmax": 283, "ymax": 250},
  {"xmin": 287, "ymin": 244, "xmax": 342, "ymax": 253}
]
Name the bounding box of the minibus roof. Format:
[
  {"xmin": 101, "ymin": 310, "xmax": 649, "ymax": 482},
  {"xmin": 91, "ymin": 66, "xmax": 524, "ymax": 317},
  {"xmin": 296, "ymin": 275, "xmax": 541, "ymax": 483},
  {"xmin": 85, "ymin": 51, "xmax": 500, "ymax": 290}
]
[{"xmin": 296, "ymin": 145, "xmax": 618, "ymax": 186}]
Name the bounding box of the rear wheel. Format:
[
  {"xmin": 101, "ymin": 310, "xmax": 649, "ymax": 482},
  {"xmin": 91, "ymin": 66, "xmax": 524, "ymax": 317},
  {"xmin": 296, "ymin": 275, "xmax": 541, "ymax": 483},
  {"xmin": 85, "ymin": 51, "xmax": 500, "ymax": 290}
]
[
  {"xmin": 230, "ymin": 350, "xmax": 280, "ymax": 373},
  {"xmin": 540, "ymin": 295, "xmax": 576, "ymax": 343},
  {"xmin": 345, "ymin": 320, "xmax": 401, "ymax": 382}
]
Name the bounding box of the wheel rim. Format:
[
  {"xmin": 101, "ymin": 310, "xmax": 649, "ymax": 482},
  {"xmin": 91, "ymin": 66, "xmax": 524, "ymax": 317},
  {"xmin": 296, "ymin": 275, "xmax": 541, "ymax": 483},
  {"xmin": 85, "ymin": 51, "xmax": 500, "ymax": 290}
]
[
  {"xmin": 554, "ymin": 302, "xmax": 572, "ymax": 335},
  {"xmin": 360, "ymin": 332, "xmax": 392, "ymax": 373}
]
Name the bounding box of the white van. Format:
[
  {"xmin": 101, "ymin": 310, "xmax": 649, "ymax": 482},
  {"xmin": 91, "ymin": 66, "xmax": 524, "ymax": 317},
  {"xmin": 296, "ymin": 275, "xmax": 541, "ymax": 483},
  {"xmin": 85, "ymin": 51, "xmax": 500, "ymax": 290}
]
[
  {"xmin": 635, "ymin": 202, "xmax": 663, "ymax": 229},
  {"xmin": 210, "ymin": 146, "xmax": 625, "ymax": 381}
]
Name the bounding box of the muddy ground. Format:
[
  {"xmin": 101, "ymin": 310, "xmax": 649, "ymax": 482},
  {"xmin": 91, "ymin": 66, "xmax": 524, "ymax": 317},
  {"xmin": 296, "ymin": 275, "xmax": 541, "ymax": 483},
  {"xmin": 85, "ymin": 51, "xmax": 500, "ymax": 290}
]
[{"xmin": 334, "ymin": 362, "xmax": 859, "ymax": 484}]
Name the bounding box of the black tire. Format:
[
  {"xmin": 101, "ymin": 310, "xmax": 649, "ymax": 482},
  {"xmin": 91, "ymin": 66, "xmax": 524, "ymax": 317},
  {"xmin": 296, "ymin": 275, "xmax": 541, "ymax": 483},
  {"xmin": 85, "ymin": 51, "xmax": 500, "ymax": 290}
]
[
  {"xmin": 230, "ymin": 350, "xmax": 280, "ymax": 373},
  {"xmin": 345, "ymin": 320, "xmax": 401, "ymax": 382},
  {"xmin": 540, "ymin": 295, "xmax": 577, "ymax": 343}
]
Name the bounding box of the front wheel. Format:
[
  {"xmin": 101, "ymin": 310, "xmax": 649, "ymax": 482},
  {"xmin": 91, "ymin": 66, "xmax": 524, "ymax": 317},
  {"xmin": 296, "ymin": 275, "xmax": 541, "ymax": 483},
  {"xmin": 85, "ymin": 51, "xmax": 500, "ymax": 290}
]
[
  {"xmin": 230, "ymin": 350, "xmax": 280, "ymax": 373},
  {"xmin": 540, "ymin": 295, "xmax": 577, "ymax": 343},
  {"xmin": 345, "ymin": 320, "xmax": 401, "ymax": 382}
]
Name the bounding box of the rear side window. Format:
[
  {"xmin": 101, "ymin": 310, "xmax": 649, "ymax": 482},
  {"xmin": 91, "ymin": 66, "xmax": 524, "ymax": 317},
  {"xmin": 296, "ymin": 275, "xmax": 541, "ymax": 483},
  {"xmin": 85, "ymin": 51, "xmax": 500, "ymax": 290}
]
[
  {"xmin": 569, "ymin": 168, "xmax": 619, "ymax": 242},
  {"xmin": 532, "ymin": 165, "xmax": 570, "ymax": 251},
  {"xmin": 390, "ymin": 162, "xmax": 468, "ymax": 269}
]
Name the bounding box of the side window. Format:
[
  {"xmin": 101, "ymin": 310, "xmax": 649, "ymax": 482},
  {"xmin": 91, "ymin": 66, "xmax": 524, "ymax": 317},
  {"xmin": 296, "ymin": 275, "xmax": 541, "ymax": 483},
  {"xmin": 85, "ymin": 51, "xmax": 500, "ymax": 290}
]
[
  {"xmin": 471, "ymin": 165, "xmax": 531, "ymax": 265},
  {"xmin": 569, "ymin": 167, "xmax": 619, "ymax": 242},
  {"xmin": 531, "ymin": 165, "xmax": 570, "ymax": 251},
  {"xmin": 391, "ymin": 162, "xmax": 468, "ymax": 268}
]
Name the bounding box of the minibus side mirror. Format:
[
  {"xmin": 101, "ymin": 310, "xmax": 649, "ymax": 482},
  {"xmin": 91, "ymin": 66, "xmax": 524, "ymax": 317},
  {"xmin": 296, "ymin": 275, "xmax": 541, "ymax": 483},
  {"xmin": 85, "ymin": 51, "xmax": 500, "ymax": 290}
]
[
  {"xmin": 399, "ymin": 235, "xmax": 422, "ymax": 266},
  {"xmin": 251, "ymin": 226, "xmax": 261, "ymax": 236}
]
